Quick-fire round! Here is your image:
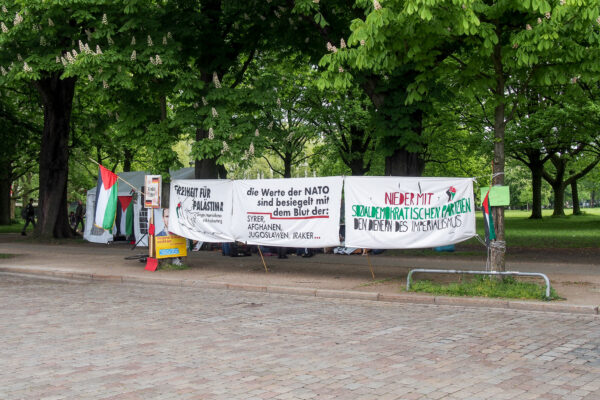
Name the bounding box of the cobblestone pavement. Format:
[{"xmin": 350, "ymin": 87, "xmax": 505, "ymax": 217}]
[{"xmin": 1, "ymin": 274, "xmax": 599, "ymax": 400}]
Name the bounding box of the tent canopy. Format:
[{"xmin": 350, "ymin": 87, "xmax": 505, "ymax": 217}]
[
  {"xmin": 115, "ymin": 171, "xmax": 147, "ymax": 195},
  {"xmin": 169, "ymin": 167, "xmax": 195, "ymax": 180}
]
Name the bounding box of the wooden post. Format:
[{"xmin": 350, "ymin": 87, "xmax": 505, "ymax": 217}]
[
  {"xmin": 149, "ymin": 210, "xmax": 155, "ymax": 258},
  {"xmin": 366, "ymin": 253, "xmax": 375, "ymax": 280},
  {"xmin": 257, "ymin": 246, "xmax": 269, "ymax": 273}
]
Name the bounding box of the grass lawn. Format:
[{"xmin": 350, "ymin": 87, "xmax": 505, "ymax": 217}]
[
  {"xmin": 409, "ymin": 276, "xmax": 560, "ymax": 301},
  {"xmin": 0, "ymin": 223, "xmax": 25, "ymax": 234},
  {"xmin": 1, "ymin": 208, "xmax": 599, "ymax": 249},
  {"xmin": 467, "ymin": 208, "xmax": 600, "ymax": 248}
]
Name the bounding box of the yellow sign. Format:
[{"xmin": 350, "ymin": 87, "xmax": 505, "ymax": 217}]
[{"xmin": 154, "ymin": 234, "xmax": 187, "ymax": 259}]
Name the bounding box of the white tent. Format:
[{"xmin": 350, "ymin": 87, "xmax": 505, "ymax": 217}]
[
  {"xmin": 83, "ymin": 168, "xmax": 201, "ymax": 245},
  {"xmin": 83, "ymin": 171, "xmax": 149, "ymax": 246},
  {"xmin": 169, "ymin": 167, "xmax": 195, "ymax": 180}
]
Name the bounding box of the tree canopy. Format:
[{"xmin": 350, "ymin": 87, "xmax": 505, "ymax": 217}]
[{"xmin": 0, "ymin": 0, "xmax": 599, "ymax": 264}]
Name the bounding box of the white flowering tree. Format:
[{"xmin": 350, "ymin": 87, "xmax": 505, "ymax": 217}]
[
  {"xmin": 316, "ymin": 0, "xmax": 600, "ymax": 271},
  {"xmin": 0, "ymin": 0, "xmax": 169, "ymax": 237},
  {"xmin": 157, "ymin": 0, "xmax": 310, "ymax": 179}
]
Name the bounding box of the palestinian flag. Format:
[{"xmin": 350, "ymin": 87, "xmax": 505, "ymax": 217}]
[
  {"xmin": 94, "ymin": 165, "xmax": 119, "ymax": 230},
  {"xmin": 446, "ymin": 186, "xmax": 457, "ymax": 202},
  {"xmin": 117, "ymin": 196, "xmax": 134, "ymax": 237},
  {"xmin": 482, "ymin": 189, "xmax": 496, "ymax": 245}
]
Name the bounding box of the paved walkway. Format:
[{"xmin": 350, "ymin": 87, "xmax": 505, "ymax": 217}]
[
  {"xmin": 1, "ymin": 274, "xmax": 599, "ymax": 399},
  {"xmin": 0, "ymin": 239, "xmax": 599, "ymax": 313}
]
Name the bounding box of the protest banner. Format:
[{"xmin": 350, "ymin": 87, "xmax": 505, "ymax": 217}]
[
  {"xmin": 344, "ymin": 176, "xmax": 476, "ymax": 249},
  {"xmin": 168, "ymin": 180, "xmax": 234, "ymax": 242},
  {"xmin": 232, "ymin": 177, "xmax": 343, "ymax": 247}
]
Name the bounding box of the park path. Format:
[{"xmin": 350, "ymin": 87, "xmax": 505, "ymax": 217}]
[{"xmin": 0, "ymin": 239, "xmax": 599, "ymax": 307}]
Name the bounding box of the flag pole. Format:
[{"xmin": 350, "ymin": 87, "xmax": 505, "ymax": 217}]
[{"xmin": 88, "ymin": 157, "xmax": 140, "ymax": 193}]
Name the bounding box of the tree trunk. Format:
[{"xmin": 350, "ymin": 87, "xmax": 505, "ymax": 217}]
[
  {"xmin": 552, "ymin": 183, "xmax": 566, "ymax": 216},
  {"xmin": 349, "ymin": 159, "xmax": 368, "ymax": 176},
  {"xmin": 283, "ymin": 152, "xmax": 292, "ymax": 178},
  {"xmin": 548, "ymin": 160, "xmax": 566, "ymax": 217},
  {"xmin": 529, "ymin": 160, "xmax": 544, "ymax": 219},
  {"xmin": 34, "ymin": 73, "xmax": 77, "ymax": 238},
  {"xmin": 123, "ymin": 148, "xmax": 133, "ymax": 172},
  {"xmin": 344, "ymin": 126, "xmax": 371, "ymax": 176},
  {"xmin": 10, "ymin": 196, "xmax": 15, "ymax": 220},
  {"xmin": 571, "ymin": 179, "xmax": 581, "ymax": 215},
  {"xmin": 384, "ymin": 149, "xmax": 424, "ymax": 176},
  {"xmin": 194, "ymin": 127, "xmax": 221, "ymax": 179},
  {"xmin": 490, "ymin": 40, "xmax": 506, "ymax": 272},
  {"xmin": 384, "ymin": 109, "xmax": 425, "ymax": 177},
  {"xmin": 217, "ymin": 164, "xmax": 227, "ymax": 179},
  {"xmin": 0, "ymin": 160, "xmax": 11, "ymax": 225}
]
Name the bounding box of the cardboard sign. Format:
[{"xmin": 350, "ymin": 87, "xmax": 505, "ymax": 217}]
[
  {"xmin": 145, "ymin": 257, "xmax": 158, "ymax": 271},
  {"xmin": 480, "ymin": 186, "xmax": 510, "ymax": 206},
  {"xmin": 144, "ymin": 175, "xmax": 162, "ymax": 208},
  {"xmin": 152, "ymin": 208, "xmax": 187, "ymax": 259},
  {"xmin": 155, "ymin": 235, "xmax": 187, "ymax": 259}
]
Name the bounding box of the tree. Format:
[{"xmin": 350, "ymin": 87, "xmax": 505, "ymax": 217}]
[
  {"xmin": 0, "ymin": 85, "xmax": 41, "ymax": 224},
  {"xmin": 0, "ymin": 0, "xmax": 168, "ymax": 237},
  {"xmin": 158, "ymin": 0, "xmax": 317, "ymax": 179},
  {"xmin": 508, "ymin": 82, "xmax": 600, "ymax": 218},
  {"xmin": 314, "ymin": 0, "xmax": 600, "ymax": 270},
  {"xmin": 543, "ymin": 146, "xmax": 600, "ymax": 216}
]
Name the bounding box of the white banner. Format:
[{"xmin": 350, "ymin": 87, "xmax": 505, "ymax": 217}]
[
  {"xmin": 168, "ymin": 180, "xmax": 234, "ymax": 242},
  {"xmin": 232, "ymin": 177, "xmax": 343, "ymax": 247},
  {"xmin": 344, "ymin": 176, "xmax": 476, "ymax": 249}
]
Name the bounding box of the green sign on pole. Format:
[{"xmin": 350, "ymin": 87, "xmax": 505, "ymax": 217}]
[{"xmin": 480, "ymin": 186, "xmax": 510, "ymax": 206}]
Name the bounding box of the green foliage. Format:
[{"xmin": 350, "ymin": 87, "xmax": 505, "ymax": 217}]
[
  {"xmin": 410, "ymin": 275, "xmax": 560, "ymax": 301},
  {"xmin": 158, "ymin": 260, "xmax": 190, "ymax": 271},
  {"xmin": 504, "ymin": 162, "xmax": 552, "ymax": 207},
  {"xmin": 2, "ymin": 0, "xmax": 600, "ymax": 236}
]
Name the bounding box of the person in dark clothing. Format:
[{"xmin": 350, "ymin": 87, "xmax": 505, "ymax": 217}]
[
  {"xmin": 74, "ymin": 200, "xmax": 85, "ymax": 232},
  {"xmin": 277, "ymin": 246, "xmax": 288, "ymax": 259},
  {"xmin": 21, "ymin": 198, "xmax": 36, "ymax": 236}
]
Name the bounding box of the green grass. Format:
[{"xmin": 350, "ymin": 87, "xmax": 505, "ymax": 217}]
[
  {"xmin": 386, "ymin": 249, "xmax": 481, "ymax": 257},
  {"xmin": 0, "ymin": 253, "xmax": 15, "ymax": 259},
  {"xmin": 461, "ymin": 208, "xmax": 600, "ymax": 248},
  {"xmin": 409, "ymin": 276, "xmax": 560, "ymax": 301},
  {"xmin": 1, "ymin": 208, "xmax": 599, "ymax": 249},
  {"xmin": 0, "ymin": 223, "xmax": 25, "ymax": 234},
  {"xmin": 358, "ymin": 277, "xmax": 397, "ymax": 287},
  {"xmin": 158, "ymin": 261, "xmax": 190, "ymax": 271}
]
